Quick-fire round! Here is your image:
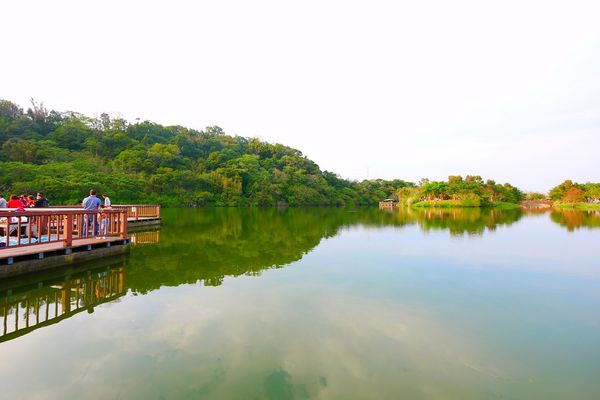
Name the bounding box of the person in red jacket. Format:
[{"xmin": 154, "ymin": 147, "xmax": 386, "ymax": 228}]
[{"xmin": 7, "ymin": 195, "xmax": 23, "ymax": 208}]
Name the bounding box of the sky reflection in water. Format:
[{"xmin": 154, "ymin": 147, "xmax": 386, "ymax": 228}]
[{"xmin": 0, "ymin": 208, "xmax": 599, "ymax": 400}]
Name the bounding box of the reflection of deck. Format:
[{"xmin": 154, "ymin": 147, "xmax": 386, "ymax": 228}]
[
  {"xmin": 379, "ymin": 201, "xmax": 396, "ymax": 209},
  {"xmin": 129, "ymin": 229, "xmax": 160, "ymax": 245},
  {"xmin": 1, "ymin": 265, "xmax": 126, "ymax": 343}
]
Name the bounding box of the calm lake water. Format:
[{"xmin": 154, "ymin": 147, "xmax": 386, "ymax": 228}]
[{"xmin": 1, "ymin": 208, "xmax": 599, "ymax": 399}]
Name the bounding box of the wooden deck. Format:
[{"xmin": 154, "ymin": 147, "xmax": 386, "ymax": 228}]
[
  {"xmin": 0, "ymin": 205, "xmax": 160, "ymax": 278},
  {"xmin": 0, "ymin": 237, "xmax": 124, "ymax": 260}
]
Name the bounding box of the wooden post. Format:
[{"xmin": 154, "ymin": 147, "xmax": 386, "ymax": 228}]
[
  {"xmin": 120, "ymin": 210, "xmax": 128, "ymax": 239},
  {"xmin": 4, "ymin": 218, "xmax": 9, "ymax": 247},
  {"xmin": 64, "ymin": 214, "xmax": 73, "ymax": 248}
]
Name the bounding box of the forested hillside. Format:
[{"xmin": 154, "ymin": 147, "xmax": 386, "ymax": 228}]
[{"xmin": 0, "ymin": 99, "xmax": 412, "ymax": 206}]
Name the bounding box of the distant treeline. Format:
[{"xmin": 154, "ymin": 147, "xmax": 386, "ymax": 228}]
[
  {"xmin": 548, "ymin": 180, "xmax": 600, "ymax": 204},
  {"xmin": 395, "ymin": 178, "xmax": 600, "ymax": 209},
  {"xmin": 394, "ymin": 175, "xmax": 525, "ymax": 208}
]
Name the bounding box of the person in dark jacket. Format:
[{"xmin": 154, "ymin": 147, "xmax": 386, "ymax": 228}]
[{"xmin": 34, "ymin": 193, "xmax": 49, "ymax": 208}]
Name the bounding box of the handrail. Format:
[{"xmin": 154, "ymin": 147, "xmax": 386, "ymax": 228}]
[
  {"xmin": 0, "ymin": 208, "xmax": 128, "ymax": 251},
  {"xmin": 111, "ymin": 205, "xmax": 161, "ymax": 220},
  {"xmin": 45, "ymin": 204, "xmax": 160, "ymax": 220}
]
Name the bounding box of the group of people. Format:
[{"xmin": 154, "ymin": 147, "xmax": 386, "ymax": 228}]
[
  {"xmin": 0, "ymin": 191, "xmax": 111, "ymax": 210},
  {"xmin": 82, "ymin": 190, "xmax": 112, "ymax": 238},
  {"xmin": 82, "ymin": 191, "xmax": 111, "ymax": 210},
  {"xmin": 0, "ymin": 189, "xmax": 113, "ymax": 239},
  {"xmin": 0, "ymin": 193, "xmax": 49, "ymax": 209}
]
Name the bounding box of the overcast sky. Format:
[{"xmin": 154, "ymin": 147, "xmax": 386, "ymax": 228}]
[{"xmin": 2, "ymin": 0, "xmax": 599, "ymax": 191}]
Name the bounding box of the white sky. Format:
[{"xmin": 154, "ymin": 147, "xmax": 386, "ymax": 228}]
[{"xmin": 2, "ymin": 0, "xmax": 599, "ymax": 192}]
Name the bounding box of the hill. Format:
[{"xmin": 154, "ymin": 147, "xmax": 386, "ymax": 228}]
[{"xmin": 0, "ymin": 99, "xmax": 412, "ymax": 206}]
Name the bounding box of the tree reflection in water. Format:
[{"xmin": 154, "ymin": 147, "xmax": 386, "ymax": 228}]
[{"xmin": 0, "ymin": 207, "xmax": 596, "ymax": 343}]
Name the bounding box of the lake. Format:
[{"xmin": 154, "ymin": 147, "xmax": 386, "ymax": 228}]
[{"xmin": 0, "ymin": 207, "xmax": 599, "ymax": 399}]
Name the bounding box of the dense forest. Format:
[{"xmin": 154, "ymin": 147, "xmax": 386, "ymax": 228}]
[{"xmin": 0, "ymin": 99, "xmax": 412, "ymax": 206}]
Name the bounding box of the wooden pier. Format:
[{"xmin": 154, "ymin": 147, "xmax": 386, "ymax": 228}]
[{"xmin": 0, "ymin": 208, "xmax": 131, "ymax": 278}]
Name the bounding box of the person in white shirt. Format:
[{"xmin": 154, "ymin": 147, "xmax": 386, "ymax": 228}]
[
  {"xmin": 102, "ymin": 193, "xmax": 111, "ymax": 207},
  {"xmin": 0, "ymin": 194, "xmax": 7, "ymax": 208}
]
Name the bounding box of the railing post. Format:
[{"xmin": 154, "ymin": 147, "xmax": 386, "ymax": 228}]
[
  {"xmin": 64, "ymin": 214, "xmax": 73, "ymax": 248},
  {"xmin": 120, "ymin": 210, "xmax": 128, "ymax": 239}
]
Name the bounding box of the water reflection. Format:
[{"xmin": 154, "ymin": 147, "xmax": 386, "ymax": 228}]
[
  {"xmin": 0, "ymin": 208, "xmax": 597, "ymax": 344},
  {"xmin": 129, "ymin": 228, "xmax": 161, "ymax": 245},
  {"xmin": 550, "ymin": 209, "xmax": 600, "ymax": 231},
  {"xmin": 125, "ymin": 208, "xmax": 597, "ymax": 294},
  {"xmin": 0, "ymin": 263, "xmax": 126, "ymax": 343},
  {"xmin": 400, "ymin": 207, "xmax": 522, "ymax": 235},
  {"xmin": 0, "ymin": 208, "xmax": 598, "ymax": 399}
]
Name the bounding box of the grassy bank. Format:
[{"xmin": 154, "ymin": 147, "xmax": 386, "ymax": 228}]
[{"xmin": 553, "ymin": 203, "xmax": 600, "ymax": 210}]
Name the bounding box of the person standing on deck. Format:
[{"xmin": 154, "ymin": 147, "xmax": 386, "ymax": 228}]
[
  {"xmin": 34, "ymin": 192, "xmax": 50, "ymax": 235},
  {"xmin": 8, "ymin": 195, "xmax": 24, "ymax": 208},
  {"xmin": 0, "ymin": 194, "xmax": 7, "ymax": 208},
  {"xmin": 34, "ymin": 193, "xmax": 49, "ymax": 208},
  {"xmin": 102, "ymin": 193, "xmax": 111, "ymax": 207},
  {"xmin": 82, "ymin": 189, "xmax": 102, "ymax": 236}
]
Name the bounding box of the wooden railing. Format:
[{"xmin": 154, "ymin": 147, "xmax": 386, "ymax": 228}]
[
  {"xmin": 49, "ymin": 204, "xmax": 161, "ymax": 220},
  {"xmin": 113, "ymin": 205, "xmax": 161, "ymax": 220},
  {"xmin": 0, "ymin": 208, "xmax": 127, "ymax": 251}
]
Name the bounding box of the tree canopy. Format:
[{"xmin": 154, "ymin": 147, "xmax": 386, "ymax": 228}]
[
  {"xmin": 396, "ymin": 175, "xmax": 525, "ymax": 207},
  {"xmin": 0, "ymin": 99, "xmax": 413, "ymax": 206},
  {"xmin": 549, "ymin": 180, "xmax": 600, "ymax": 203}
]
